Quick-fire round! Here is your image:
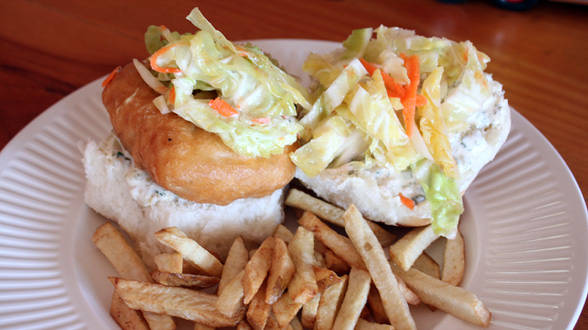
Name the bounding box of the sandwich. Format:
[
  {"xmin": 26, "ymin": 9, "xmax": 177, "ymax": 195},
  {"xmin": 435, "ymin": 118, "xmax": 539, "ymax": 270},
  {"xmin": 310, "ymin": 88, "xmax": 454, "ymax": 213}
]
[
  {"xmin": 291, "ymin": 27, "xmax": 511, "ymax": 237},
  {"xmin": 83, "ymin": 8, "xmax": 309, "ymax": 266}
]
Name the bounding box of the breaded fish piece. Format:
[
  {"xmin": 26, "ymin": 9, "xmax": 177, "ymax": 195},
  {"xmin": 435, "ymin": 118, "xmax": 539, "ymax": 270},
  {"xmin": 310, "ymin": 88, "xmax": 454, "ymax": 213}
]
[{"xmin": 102, "ymin": 63, "xmax": 295, "ymax": 205}]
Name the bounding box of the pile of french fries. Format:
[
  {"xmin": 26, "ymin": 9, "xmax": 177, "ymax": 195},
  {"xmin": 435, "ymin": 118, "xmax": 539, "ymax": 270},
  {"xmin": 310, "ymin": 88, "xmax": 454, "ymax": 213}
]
[{"xmin": 93, "ymin": 188, "xmax": 490, "ymax": 330}]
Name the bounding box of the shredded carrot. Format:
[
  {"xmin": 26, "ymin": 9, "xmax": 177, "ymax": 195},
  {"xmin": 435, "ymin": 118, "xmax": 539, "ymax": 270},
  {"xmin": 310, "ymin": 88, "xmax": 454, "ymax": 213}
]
[
  {"xmin": 251, "ymin": 117, "xmax": 270, "ymax": 124},
  {"xmin": 168, "ymin": 86, "xmax": 176, "ymax": 105},
  {"xmin": 101, "ymin": 66, "xmax": 121, "ymax": 88},
  {"xmin": 235, "ymin": 45, "xmax": 248, "ymax": 57},
  {"xmin": 400, "ymin": 54, "xmax": 419, "ymax": 137},
  {"xmin": 160, "ymin": 25, "xmax": 167, "ymax": 30},
  {"xmin": 416, "ymin": 94, "xmax": 427, "ymax": 107},
  {"xmin": 208, "ymin": 97, "xmax": 239, "ymax": 117},
  {"xmin": 399, "ymin": 193, "xmax": 415, "ymax": 210},
  {"xmin": 359, "ymin": 58, "xmax": 405, "ymax": 98},
  {"xmin": 150, "ymin": 43, "xmax": 183, "ymax": 73}
]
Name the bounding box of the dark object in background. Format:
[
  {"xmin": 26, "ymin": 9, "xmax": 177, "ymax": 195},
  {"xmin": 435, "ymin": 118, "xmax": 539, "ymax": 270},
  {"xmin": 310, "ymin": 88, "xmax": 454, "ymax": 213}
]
[{"xmin": 493, "ymin": 0, "xmax": 539, "ymax": 10}]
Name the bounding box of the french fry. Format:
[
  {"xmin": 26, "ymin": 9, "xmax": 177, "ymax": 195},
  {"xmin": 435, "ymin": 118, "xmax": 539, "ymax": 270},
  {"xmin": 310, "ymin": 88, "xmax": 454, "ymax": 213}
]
[
  {"xmin": 111, "ymin": 277, "xmax": 239, "ymax": 327},
  {"xmin": 313, "ymin": 250, "xmax": 326, "ymax": 267},
  {"xmin": 236, "ymin": 320, "xmax": 252, "ymax": 330},
  {"xmin": 391, "ymin": 264, "xmax": 491, "ymax": 327},
  {"xmin": 92, "ymin": 223, "xmax": 175, "ymax": 330},
  {"xmin": 273, "ymin": 224, "xmax": 294, "ymax": 243},
  {"xmin": 194, "ymin": 323, "xmax": 214, "ymax": 330},
  {"xmin": 264, "ymin": 313, "xmax": 280, "ymax": 330},
  {"xmin": 367, "ymin": 286, "xmax": 389, "ymax": 324},
  {"xmin": 290, "ymin": 316, "xmax": 303, "ymax": 330},
  {"xmin": 285, "ymin": 189, "xmax": 396, "ymax": 246},
  {"xmin": 315, "ymin": 274, "xmax": 347, "ymax": 330},
  {"xmin": 331, "ymin": 268, "xmax": 371, "ymax": 330},
  {"xmin": 216, "ymin": 270, "xmax": 245, "ymax": 318},
  {"xmin": 355, "ymin": 318, "xmax": 394, "ymax": 330},
  {"xmin": 395, "ymin": 272, "xmax": 421, "ymax": 305},
  {"xmin": 412, "ymin": 252, "xmax": 441, "ymax": 279},
  {"xmin": 265, "ymin": 237, "xmax": 295, "ymax": 304},
  {"xmin": 247, "ymin": 281, "xmax": 271, "ymax": 330},
  {"xmin": 324, "ymin": 249, "xmax": 350, "ymax": 274},
  {"xmin": 313, "ymin": 266, "xmax": 343, "ymax": 292},
  {"xmin": 218, "ymin": 236, "xmax": 248, "ymax": 295},
  {"xmin": 389, "ymin": 225, "xmax": 439, "ymax": 271},
  {"xmin": 301, "ymin": 293, "xmax": 320, "ymax": 329},
  {"xmin": 314, "ymin": 239, "xmax": 328, "ymax": 254},
  {"xmin": 344, "ymin": 205, "xmax": 416, "ymax": 330},
  {"xmin": 442, "ymin": 230, "xmax": 465, "ymax": 286},
  {"xmin": 288, "ymin": 226, "xmax": 318, "ymax": 304},
  {"xmin": 298, "ymin": 211, "xmax": 365, "ymax": 269},
  {"xmin": 151, "ymin": 270, "xmax": 219, "ymax": 288},
  {"xmin": 110, "ymin": 292, "xmax": 149, "ymax": 330},
  {"xmin": 271, "ymin": 285, "xmax": 303, "ymax": 328},
  {"xmin": 154, "ymin": 252, "xmax": 183, "ymax": 273},
  {"xmin": 248, "ymin": 248, "xmax": 257, "ymax": 259},
  {"xmin": 155, "ymin": 227, "xmax": 223, "ymax": 276},
  {"xmin": 243, "ymin": 237, "xmax": 274, "ymax": 304}
]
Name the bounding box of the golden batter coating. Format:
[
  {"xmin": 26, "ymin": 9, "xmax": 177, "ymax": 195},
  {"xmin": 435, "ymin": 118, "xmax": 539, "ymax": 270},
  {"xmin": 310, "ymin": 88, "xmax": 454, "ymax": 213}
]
[{"xmin": 102, "ymin": 63, "xmax": 296, "ymax": 205}]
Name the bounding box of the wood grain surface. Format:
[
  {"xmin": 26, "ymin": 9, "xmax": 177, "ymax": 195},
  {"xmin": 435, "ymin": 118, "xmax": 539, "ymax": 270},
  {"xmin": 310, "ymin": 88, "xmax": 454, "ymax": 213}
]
[{"xmin": 0, "ymin": 0, "xmax": 586, "ymax": 328}]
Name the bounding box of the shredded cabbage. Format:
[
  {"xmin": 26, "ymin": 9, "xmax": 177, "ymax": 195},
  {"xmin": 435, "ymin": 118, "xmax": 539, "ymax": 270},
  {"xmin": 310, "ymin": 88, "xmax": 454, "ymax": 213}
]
[{"xmin": 142, "ymin": 8, "xmax": 308, "ymax": 158}]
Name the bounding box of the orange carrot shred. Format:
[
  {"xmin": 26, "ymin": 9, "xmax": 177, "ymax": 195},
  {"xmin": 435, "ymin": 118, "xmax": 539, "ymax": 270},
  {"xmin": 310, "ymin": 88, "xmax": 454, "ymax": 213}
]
[
  {"xmin": 252, "ymin": 117, "xmax": 270, "ymax": 124},
  {"xmin": 399, "ymin": 193, "xmax": 415, "ymax": 210},
  {"xmin": 359, "ymin": 58, "xmax": 405, "ymax": 98},
  {"xmin": 416, "ymin": 94, "xmax": 427, "ymax": 107},
  {"xmin": 101, "ymin": 66, "xmax": 121, "ymax": 88},
  {"xmin": 150, "ymin": 43, "xmax": 182, "ymax": 73},
  {"xmin": 400, "ymin": 54, "xmax": 419, "ymax": 137},
  {"xmin": 160, "ymin": 25, "xmax": 168, "ymax": 30},
  {"xmin": 168, "ymin": 86, "xmax": 176, "ymax": 105},
  {"xmin": 208, "ymin": 97, "xmax": 239, "ymax": 117}
]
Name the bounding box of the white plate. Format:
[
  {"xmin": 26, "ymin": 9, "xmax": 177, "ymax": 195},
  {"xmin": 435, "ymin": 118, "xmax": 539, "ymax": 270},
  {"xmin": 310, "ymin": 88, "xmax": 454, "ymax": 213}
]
[{"xmin": 0, "ymin": 39, "xmax": 586, "ymax": 330}]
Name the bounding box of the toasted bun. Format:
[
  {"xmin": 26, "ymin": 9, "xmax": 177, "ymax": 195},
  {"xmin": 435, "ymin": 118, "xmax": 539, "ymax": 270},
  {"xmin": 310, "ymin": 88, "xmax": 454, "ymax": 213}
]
[
  {"xmin": 296, "ymin": 75, "xmax": 511, "ymax": 227},
  {"xmin": 83, "ymin": 137, "xmax": 284, "ymax": 267},
  {"xmin": 102, "ymin": 63, "xmax": 295, "ymax": 205}
]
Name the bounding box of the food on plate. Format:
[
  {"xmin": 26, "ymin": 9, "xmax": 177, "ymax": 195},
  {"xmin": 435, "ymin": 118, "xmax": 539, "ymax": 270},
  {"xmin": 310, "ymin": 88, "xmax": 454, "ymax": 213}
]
[
  {"xmin": 389, "ymin": 224, "xmax": 439, "ymax": 271},
  {"xmin": 412, "ymin": 252, "xmax": 441, "ymax": 279},
  {"xmin": 441, "ymin": 229, "xmax": 466, "ymax": 286},
  {"xmin": 291, "ymin": 26, "xmax": 511, "ymax": 237},
  {"xmin": 331, "ymin": 267, "xmax": 371, "ymax": 330},
  {"xmin": 84, "ymin": 8, "xmax": 309, "ymax": 265}
]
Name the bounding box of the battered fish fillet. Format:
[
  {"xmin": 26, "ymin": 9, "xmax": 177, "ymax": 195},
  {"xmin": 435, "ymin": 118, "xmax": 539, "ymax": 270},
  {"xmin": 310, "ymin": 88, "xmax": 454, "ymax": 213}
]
[{"xmin": 102, "ymin": 63, "xmax": 296, "ymax": 205}]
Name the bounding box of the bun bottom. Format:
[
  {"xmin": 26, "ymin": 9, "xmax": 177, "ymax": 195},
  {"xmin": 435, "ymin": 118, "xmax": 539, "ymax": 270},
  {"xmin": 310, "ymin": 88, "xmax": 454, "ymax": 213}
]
[{"xmin": 83, "ymin": 136, "xmax": 284, "ymax": 268}]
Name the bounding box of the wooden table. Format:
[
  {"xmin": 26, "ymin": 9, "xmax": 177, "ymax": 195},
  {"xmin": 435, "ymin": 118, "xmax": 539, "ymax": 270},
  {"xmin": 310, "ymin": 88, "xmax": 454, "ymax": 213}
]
[{"xmin": 0, "ymin": 0, "xmax": 586, "ymax": 328}]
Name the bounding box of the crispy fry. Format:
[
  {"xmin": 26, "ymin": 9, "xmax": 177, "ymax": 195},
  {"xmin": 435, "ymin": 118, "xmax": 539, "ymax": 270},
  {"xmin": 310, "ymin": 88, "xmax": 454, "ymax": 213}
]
[
  {"xmin": 315, "ymin": 274, "xmax": 347, "ymax": 330},
  {"xmin": 218, "ymin": 236, "xmax": 248, "ymax": 295},
  {"xmin": 265, "ymin": 238, "xmax": 295, "ymax": 304},
  {"xmin": 313, "ymin": 250, "xmax": 326, "ymax": 267},
  {"xmin": 236, "ymin": 320, "xmax": 252, "ymax": 330},
  {"xmin": 412, "ymin": 252, "xmax": 440, "ymax": 279},
  {"xmin": 264, "ymin": 313, "xmax": 280, "ymax": 330},
  {"xmin": 273, "ymin": 224, "xmax": 294, "ymax": 243},
  {"xmin": 285, "ymin": 189, "xmax": 396, "ymax": 246},
  {"xmin": 155, "ymin": 227, "xmax": 223, "ymax": 276},
  {"xmin": 271, "ymin": 286, "xmax": 303, "ymax": 328},
  {"xmin": 217, "ymin": 270, "xmax": 245, "ymax": 318},
  {"xmin": 367, "ymin": 286, "xmax": 389, "ymax": 324},
  {"xmin": 243, "ymin": 237, "xmax": 274, "ymax": 304},
  {"xmin": 389, "ymin": 225, "xmax": 439, "ymax": 271},
  {"xmin": 111, "ymin": 277, "xmax": 239, "ymax": 327},
  {"xmin": 324, "ymin": 249, "xmax": 350, "ymax": 274},
  {"xmin": 154, "ymin": 252, "xmax": 183, "ymax": 273},
  {"xmin": 332, "ymin": 268, "xmax": 371, "ymax": 330},
  {"xmin": 298, "ymin": 211, "xmax": 365, "ymax": 269},
  {"xmin": 391, "ymin": 264, "xmax": 491, "ymax": 327},
  {"xmin": 290, "ymin": 316, "xmax": 303, "ymax": 330},
  {"xmin": 151, "ymin": 270, "xmax": 219, "ymax": 288},
  {"xmin": 248, "ymin": 248, "xmax": 257, "ymax": 259},
  {"xmin": 344, "ymin": 205, "xmax": 416, "ymax": 330},
  {"xmin": 92, "ymin": 223, "xmax": 175, "ymax": 329},
  {"xmin": 288, "ymin": 227, "xmax": 318, "ymax": 304},
  {"xmin": 313, "ymin": 266, "xmax": 343, "ymax": 292},
  {"xmin": 395, "ymin": 272, "xmax": 420, "ymax": 305},
  {"xmin": 110, "ymin": 292, "xmax": 149, "ymax": 330},
  {"xmin": 247, "ymin": 282, "xmax": 271, "ymax": 330},
  {"xmin": 355, "ymin": 318, "xmax": 394, "ymax": 330},
  {"xmin": 442, "ymin": 230, "xmax": 465, "ymax": 286},
  {"xmin": 314, "ymin": 239, "xmax": 328, "ymax": 254},
  {"xmin": 301, "ymin": 293, "xmax": 320, "ymax": 329}
]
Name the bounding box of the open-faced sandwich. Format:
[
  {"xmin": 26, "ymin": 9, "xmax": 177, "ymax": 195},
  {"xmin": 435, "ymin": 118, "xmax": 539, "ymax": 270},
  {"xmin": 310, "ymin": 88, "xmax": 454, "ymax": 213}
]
[
  {"xmin": 291, "ymin": 27, "xmax": 511, "ymax": 237},
  {"xmin": 83, "ymin": 8, "xmax": 309, "ymax": 266}
]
